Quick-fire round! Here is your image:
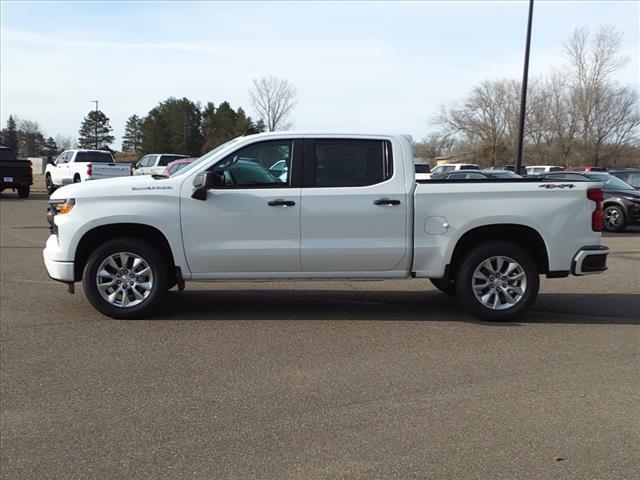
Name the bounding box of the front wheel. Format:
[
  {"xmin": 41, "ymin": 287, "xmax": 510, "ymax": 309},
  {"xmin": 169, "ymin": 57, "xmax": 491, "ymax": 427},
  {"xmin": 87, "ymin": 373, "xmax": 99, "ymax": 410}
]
[
  {"xmin": 456, "ymin": 241, "xmax": 539, "ymax": 322},
  {"xmin": 82, "ymin": 238, "xmax": 170, "ymax": 319},
  {"xmin": 603, "ymin": 205, "xmax": 626, "ymax": 232},
  {"xmin": 45, "ymin": 175, "xmax": 56, "ymax": 195},
  {"xmin": 17, "ymin": 185, "xmax": 30, "ymax": 198}
]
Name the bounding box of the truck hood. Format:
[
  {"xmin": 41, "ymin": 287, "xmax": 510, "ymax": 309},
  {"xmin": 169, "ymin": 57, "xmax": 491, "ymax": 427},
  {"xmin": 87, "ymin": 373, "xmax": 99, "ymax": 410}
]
[
  {"xmin": 50, "ymin": 175, "xmax": 180, "ymax": 200},
  {"xmin": 605, "ymin": 188, "xmax": 640, "ymax": 199}
]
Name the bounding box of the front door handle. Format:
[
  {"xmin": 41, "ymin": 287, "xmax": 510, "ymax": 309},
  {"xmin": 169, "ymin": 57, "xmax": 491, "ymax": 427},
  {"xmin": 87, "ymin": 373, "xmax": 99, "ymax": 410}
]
[
  {"xmin": 268, "ymin": 199, "xmax": 296, "ymax": 207},
  {"xmin": 374, "ymin": 198, "xmax": 401, "ymax": 206}
]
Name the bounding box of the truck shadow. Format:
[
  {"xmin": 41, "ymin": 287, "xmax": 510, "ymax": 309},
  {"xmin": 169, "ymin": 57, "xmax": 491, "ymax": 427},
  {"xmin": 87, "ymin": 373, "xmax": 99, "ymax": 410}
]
[
  {"xmin": 0, "ymin": 192, "xmax": 49, "ymax": 201},
  {"xmin": 152, "ymin": 290, "xmax": 639, "ymax": 325}
]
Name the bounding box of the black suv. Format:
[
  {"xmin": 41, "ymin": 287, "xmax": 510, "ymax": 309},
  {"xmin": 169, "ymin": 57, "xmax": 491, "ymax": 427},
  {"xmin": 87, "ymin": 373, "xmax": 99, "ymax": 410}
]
[{"xmin": 538, "ymin": 171, "xmax": 640, "ymax": 232}]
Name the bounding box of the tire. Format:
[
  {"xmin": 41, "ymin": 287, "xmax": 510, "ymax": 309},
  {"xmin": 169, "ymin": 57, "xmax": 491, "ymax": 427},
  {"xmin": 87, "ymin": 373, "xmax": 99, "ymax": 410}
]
[
  {"xmin": 430, "ymin": 278, "xmax": 455, "ymax": 295},
  {"xmin": 603, "ymin": 205, "xmax": 626, "ymax": 232},
  {"xmin": 455, "ymin": 241, "xmax": 539, "ymax": 322},
  {"xmin": 82, "ymin": 237, "xmax": 170, "ymax": 319},
  {"xmin": 73, "ymin": 175, "xmax": 81, "ymax": 183},
  {"xmin": 45, "ymin": 174, "xmax": 56, "ymax": 195},
  {"xmin": 17, "ymin": 186, "xmax": 30, "ymax": 198}
]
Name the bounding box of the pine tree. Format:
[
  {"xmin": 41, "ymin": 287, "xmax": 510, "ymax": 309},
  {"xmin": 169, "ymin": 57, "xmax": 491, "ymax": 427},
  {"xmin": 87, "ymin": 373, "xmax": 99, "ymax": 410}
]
[
  {"xmin": 122, "ymin": 115, "xmax": 144, "ymax": 152},
  {"xmin": 78, "ymin": 110, "xmax": 114, "ymax": 148},
  {"xmin": 1, "ymin": 115, "xmax": 20, "ymax": 154},
  {"xmin": 140, "ymin": 98, "xmax": 202, "ymax": 156},
  {"xmin": 42, "ymin": 137, "xmax": 59, "ymax": 156}
]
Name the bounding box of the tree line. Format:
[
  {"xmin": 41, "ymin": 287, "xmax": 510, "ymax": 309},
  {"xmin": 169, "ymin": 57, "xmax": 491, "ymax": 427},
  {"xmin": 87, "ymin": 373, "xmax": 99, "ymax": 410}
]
[
  {"xmin": 0, "ymin": 76, "xmax": 297, "ymax": 158},
  {"xmin": 417, "ymin": 26, "xmax": 639, "ymax": 168}
]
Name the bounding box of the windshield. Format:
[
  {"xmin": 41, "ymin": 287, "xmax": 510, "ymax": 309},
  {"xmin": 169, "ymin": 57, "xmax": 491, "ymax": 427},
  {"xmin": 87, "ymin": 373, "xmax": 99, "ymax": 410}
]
[
  {"xmin": 585, "ymin": 173, "xmax": 635, "ymax": 191},
  {"xmin": 171, "ymin": 138, "xmax": 243, "ymax": 177}
]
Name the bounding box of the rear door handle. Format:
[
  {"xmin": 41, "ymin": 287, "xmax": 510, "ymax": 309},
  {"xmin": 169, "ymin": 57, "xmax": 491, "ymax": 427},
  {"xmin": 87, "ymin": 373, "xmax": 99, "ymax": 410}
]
[
  {"xmin": 374, "ymin": 198, "xmax": 401, "ymax": 206},
  {"xmin": 268, "ymin": 199, "xmax": 296, "ymax": 207}
]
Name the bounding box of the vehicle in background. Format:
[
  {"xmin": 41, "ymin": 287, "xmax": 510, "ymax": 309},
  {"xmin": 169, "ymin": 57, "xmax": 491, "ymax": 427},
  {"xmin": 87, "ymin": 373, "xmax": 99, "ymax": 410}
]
[
  {"xmin": 414, "ymin": 164, "xmax": 431, "ymax": 181},
  {"xmin": 44, "ymin": 132, "xmax": 608, "ymax": 323},
  {"xmin": 430, "ymin": 163, "xmax": 480, "ymax": 175},
  {"xmin": 0, "ymin": 146, "xmax": 32, "ymax": 198},
  {"xmin": 430, "ymin": 170, "xmax": 521, "ymax": 180},
  {"xmin": 609, "ymin": 169, "xmax": 640, "ymax": 190},
  {"xmin": 134, "ymin": 154, "xmax": 190, "ymax": 176},
  {"xmin": 571, "ymin": 166, "xmax": 608, "ymax": 172},
  {"xmin": 485, "ymin": 164, "xmax": 528, "ymax": 175},
  {"xmin": 537, "ymin": 171, "xmax": 640, "ymax": 232},
  {"xmin": 525, "ymin": 165, "xmax": 564, "ymax": 175},
  {"xmin": 162, "ymin": 158, "xmax": 197, "ymax": 177},
  {"xmin": 44, "ymin": 150, "xmax": 131, "ymax": 195}
]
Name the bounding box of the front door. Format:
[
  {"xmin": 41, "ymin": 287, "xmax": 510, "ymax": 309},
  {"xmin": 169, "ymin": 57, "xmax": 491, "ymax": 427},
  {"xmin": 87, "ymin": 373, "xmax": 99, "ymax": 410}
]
[
  {"xmin": 181, "ymin": 139, "xmax": 303, "ymax": 275},
  {"xmin": 300, "ymin": 138, "xmax": 409, "ymax": 272}
]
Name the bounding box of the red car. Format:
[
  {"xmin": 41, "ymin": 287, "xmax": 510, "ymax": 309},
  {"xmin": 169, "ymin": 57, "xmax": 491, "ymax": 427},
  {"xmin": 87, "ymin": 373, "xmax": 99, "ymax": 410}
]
[{"xmin": 161, "ymin": 158, "xmax": 196, "ymax": 176}]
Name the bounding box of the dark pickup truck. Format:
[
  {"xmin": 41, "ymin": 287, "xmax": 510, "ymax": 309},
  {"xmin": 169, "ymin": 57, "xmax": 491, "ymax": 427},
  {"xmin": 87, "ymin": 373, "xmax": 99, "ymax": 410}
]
[{"xmin": 0, "ymin": 146, "xmax": 32, "ymax": 198}]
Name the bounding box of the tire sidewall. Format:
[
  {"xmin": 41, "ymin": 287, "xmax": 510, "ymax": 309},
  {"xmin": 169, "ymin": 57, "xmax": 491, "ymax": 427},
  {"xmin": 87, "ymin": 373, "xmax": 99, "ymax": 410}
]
[
  {"xmin": 45, "ymin": 175, "xmax": 55, "ymax": 194},
  {"xmin": 82, "ymin": 238, "xmax": 169, "ymax": 319},
  {"xmin": 17, "ymin": 186, "xmax": 30, "ymax": 198},
  {"xmin": 456, "ymin": 241, "xmax": 539, "ymax": 322},
  {"xmin": 603, "ymin": 205, "xmax": 626, "ymax": 232}
]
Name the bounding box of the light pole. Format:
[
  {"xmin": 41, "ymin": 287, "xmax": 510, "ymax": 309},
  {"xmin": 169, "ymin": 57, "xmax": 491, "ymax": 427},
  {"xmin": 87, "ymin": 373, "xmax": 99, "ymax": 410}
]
[
  {"xmin": 514, "ymin": 0, "xmax": 534, "ymax": 174},
  {"xmin": 90, "ymin": 100, "xmax": 99, "ymax": 148}
]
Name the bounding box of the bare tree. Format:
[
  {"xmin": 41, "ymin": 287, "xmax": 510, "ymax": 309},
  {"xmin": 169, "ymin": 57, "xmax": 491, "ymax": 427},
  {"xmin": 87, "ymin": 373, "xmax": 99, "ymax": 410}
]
[
  {"xmin": 249, "ymin": 76, "xmax": 297, "ymax": 131},
  {"xmin": 437, "ymin": 79, "xmax": 521, "ymax": 165},
  {"xmin": 564, "ymin": 25, "xmax": 638, "ymax": 166},
  {"xmin": 54, "ymin": 134, "xmax": 77, "ymax": 151}
]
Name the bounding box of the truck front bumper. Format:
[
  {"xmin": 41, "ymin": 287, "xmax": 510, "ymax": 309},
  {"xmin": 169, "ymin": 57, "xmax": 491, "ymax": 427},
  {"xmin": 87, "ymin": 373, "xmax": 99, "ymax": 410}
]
[
  {"xmin": 572, "ymin": 245, "xmax": 609, "ymax": 275},
  {"xmin": 43, "ymin": 235, "xmax": 75, "ymax": 282}
]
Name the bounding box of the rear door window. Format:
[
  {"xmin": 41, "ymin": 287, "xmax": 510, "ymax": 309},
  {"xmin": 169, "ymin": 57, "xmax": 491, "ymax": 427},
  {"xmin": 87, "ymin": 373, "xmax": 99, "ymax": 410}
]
[{"xmin": 308, "ymin": 139, "xmax": 392, "ymax": 187}]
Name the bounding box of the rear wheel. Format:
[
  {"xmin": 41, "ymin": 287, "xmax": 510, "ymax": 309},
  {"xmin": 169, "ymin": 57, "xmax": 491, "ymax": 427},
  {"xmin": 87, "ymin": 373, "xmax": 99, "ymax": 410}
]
[
  {"xmin": 17, "ymin": 185, "xmax": 30, "ymax": 198},
  {"xmin": 430, "ymin": 278, "xmax": 455, "ymax": 295},
  {"xmin": 603, "ymin": 205, "xmax": 626, "ymax": 232},
  {"xmin": 45, "ymin": 174, "xmax": 56, "ymax": 194},
  {"xmin": 82, "ymin": 238, "xmax": 170, "ymax": 319},
  {"xmin": 456, "ymin": 241, "xmax": 539, "ymax": 322}
]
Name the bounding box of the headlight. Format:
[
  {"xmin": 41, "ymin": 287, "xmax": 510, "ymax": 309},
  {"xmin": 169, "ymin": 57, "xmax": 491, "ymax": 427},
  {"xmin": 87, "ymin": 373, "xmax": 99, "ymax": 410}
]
[{"xmin": 49, "ymin": 198, "xmax": 75, "ymax": 215}]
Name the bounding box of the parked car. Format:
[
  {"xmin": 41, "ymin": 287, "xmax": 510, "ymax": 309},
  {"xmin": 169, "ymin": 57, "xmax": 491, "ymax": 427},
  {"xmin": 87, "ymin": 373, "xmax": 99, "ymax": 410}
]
[
  {"xmin": 537, "ymin": 171, "xmax": 640, "ymax": 232},
  {"xmin": 43, "ymin": 132, "xmax": 608, "ymax": 322},
  {"xmin": 162, "ymin": 158, "xmax": 197, "ymax": 177},
  {"xmin": 0, "ymin": 146, "xmax": 32, "ymax": 198},
  {"xmin": 431, "ymin": 163, "xmax": 480, "ymax": 174},
  {"xmin": 609, "ymin": 169, "xmax": 640, "ymax": 190},
  {"xmin": 485, "ymin": 164, "xmax": 528, "ymax": 175},
  {"xmin": 134, "ymin": 154, "xmax": 190, "ymax": 176},
  {"xmin": 525, "ymin": 165, "xmax": 564, "ymax": 175},
  {"xmin": 414, "ymin": 164, "xmax": 431, "ymax": 181},
  {"xmin": 45, "ymin": 149, "xmax": 131, "ymax": 194},
  {"xmin": 430, "ymin": 170, "xmax": 521, "ymax": 180}
]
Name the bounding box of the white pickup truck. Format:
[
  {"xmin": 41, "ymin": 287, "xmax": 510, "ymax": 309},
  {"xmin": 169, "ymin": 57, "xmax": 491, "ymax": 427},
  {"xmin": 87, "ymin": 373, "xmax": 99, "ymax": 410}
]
[
  {"xmin": 43, "ymin": 132, "xmax": 608, "ymax": 321},
  {"xmin": 45, "ymin": 149, "xmax": 131, "ymax": 194}
]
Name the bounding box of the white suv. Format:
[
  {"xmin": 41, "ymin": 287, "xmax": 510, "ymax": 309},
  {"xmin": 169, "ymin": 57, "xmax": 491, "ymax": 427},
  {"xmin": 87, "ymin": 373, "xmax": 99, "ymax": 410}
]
[{"xmin": 134, "ymin": 154, "xmax": 190, "ymax": 176}]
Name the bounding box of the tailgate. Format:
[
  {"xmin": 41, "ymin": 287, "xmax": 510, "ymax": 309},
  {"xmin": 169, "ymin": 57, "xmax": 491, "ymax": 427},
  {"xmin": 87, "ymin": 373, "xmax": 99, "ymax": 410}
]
[{"xmin": 91, "ymin": 163, "xmax": 131, "ymax": 179}]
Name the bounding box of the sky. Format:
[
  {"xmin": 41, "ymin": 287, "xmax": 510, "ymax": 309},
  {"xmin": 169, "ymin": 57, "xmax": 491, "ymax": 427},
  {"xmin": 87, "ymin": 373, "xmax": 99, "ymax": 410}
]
[{"xmin": 1, "ymin": 0, "xmax": 638, "ymax": 149}]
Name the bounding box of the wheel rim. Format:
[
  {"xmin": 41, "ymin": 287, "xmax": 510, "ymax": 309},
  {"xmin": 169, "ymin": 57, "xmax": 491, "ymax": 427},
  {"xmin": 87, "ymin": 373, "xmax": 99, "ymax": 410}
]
[
  {"xmin": 604, "ymin": 208, "xmax": 622, "ymax": 229},
  {"xmin": 472, "ymin": 255, "xmax": 527, "ymax": 310},
  {"xmin": 96, "ymin": 252, "xmax": 154, "ymax": 308}
]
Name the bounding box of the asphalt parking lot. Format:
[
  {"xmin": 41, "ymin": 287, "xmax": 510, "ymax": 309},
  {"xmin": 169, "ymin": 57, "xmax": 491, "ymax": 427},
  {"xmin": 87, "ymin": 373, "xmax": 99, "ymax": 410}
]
[{"xmin": 1, "ymin": 192, "xmax": 638, "ymax": 480}]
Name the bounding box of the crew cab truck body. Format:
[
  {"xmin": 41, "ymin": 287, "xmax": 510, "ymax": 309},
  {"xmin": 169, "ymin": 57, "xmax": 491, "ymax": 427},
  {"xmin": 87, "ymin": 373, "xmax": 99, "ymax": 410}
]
[
  {"xmin": 43, "ymin": 132, "xmax": 608, "ymax": 321},
  {"xmin": 45, "ymin": 149, "xmax": 131, "ymax": 194},
  {"xmin": 0, "ymin": 146, "xmax": 32, "ymax": 198}
]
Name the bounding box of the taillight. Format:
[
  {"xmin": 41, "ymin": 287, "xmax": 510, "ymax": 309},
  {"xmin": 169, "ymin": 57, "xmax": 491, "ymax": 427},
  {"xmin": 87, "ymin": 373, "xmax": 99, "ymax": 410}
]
[
  {"xmin": 28, "ymin": 161, "xmax": 33, "ymax": 176},
  {"xmin": 87, "ymin": 163, "xmax": 93, "ymax": 176},
  {"xmin": 587, "ymin": 188, "xmax": 603, "ymax": 232}
]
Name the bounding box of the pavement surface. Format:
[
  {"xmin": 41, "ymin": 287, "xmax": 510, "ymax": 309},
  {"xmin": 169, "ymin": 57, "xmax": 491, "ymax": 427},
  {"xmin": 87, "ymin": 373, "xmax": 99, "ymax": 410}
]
[{"xmin": 1, "ymin": 192, "xmax": 639, "ymax": 480}]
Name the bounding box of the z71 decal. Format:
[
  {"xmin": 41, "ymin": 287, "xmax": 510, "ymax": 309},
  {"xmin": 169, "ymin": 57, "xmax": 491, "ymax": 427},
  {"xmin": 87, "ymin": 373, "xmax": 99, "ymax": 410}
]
[{"xmin": 539, "ymin": 184, "xmax": 575, "ymax": 189}]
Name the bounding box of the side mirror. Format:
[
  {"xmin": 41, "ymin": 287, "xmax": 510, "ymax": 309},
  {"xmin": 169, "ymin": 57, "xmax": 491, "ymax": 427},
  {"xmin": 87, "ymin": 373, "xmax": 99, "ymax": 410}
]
[
  {"xmin": 191, "ymin": 171, "xmax": 225, "ymax": 200},
  {"xmin": 47, "ymin": 157, "xmax": 55, "ymax": 165}
]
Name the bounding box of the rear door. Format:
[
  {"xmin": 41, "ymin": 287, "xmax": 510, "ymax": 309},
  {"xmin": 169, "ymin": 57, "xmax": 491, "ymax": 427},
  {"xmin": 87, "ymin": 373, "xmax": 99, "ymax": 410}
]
[{"xmin": 300, "ymin": 138, "xmax": 409, "ymax": 272}]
